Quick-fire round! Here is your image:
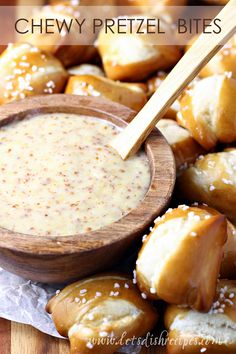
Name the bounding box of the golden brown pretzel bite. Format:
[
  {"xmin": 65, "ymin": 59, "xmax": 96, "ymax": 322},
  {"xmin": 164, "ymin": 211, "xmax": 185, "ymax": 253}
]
[
  {"xmin": 156, "ymin": 119, "xmax": 205, "ymax": 169},
  {"xmin": 22, "ymin": 2, "xmax": 100, "ymax": 67},
  {"xmin": 97, "ymin": 16, "xmax": 182, "ymax": 81},
  {"xmin": 117, "ymin": 0, "xmax": 186, "ymax": 5},
  {"xmin": 65, "ymin": 74, "xmax": 147, "ymax": 111},
  {"xmin": 201, "ymin": 36, "xmax": 236, "ymax": 78},
  {"xmin": 186, "ymin": 34, "xmax": 236, "ymax": 79},
  {"xmin": 177, "ymin": 149, "xmax": 236, "ymax": 225},
  {"xmin": 127, "ymin": 0, "xmax": 187, "ymax": 23},
  {"xmin": 136, "ymin": 206, "xmax": 227, "ymax": 312},
  {"xmin": 165, "ymin": 280, "xmax": 236, "ymax": 354},
  {"xmin": 68, "ymin": 64, "xmax": 105, "ymax": 77},
  {"xmin": 131, "ymin": 0, "xmax": 186, "ymax": 5},
  {"xmin": 50, "ymin": 0, "xmax": 114, "ymax": 4},
  {"xmin": 221, "ymin": 222, "xmax": 236, "ymax": 279},
  {"xmin": 147, "ymin": 71, "xmax": 181, "ymax": 120},
  {"xmin": 191, "ymin": 204, "xmax": 236, "ymax": 280},
  {"xmin": 203, "ymin": 0, "xmax": 229, "ymax": 4},
  {"xmin": 0, "ymin": 43, "xmax": 68, "ymax": 104},
  {"xmin": 46, "ymin": 273, "xmax": 158, "ymax": 354},
  {"xmin": 177, "ymin": 75, "xmax": 236, "ymax": 150}
]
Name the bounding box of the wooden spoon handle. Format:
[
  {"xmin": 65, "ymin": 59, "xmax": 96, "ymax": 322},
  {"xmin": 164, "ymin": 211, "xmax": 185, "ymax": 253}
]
[{"xmin": 111, "ymin": 0, "xmax": 236, "ymax": 159}]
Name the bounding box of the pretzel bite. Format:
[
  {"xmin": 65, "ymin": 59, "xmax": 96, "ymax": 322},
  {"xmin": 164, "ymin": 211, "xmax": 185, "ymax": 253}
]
[
  {"xmin": 192, "ymin": 204, "xmax": 236, "ymax": 280},
  {"xmin": 136, "ymin": 206, "xmax": 227, "ymax": 312},
  {"xmin": 131, "ymin": 0, "xmax": 186, "ymax": 6},
  {"xmin": 65, "ymin": 74, "xmax": 147, "ymax": 111},
  {"xmin": 116, "ymin": 0, "xmax": 138, "ymax": 4},
  {"xmin": 117, "ymin": 0, "xmax": 186, "ymax": 4},
  {"xmin": 157, "ymin": 119, "xmax": 205, "ymax": 169},
  {"xmin": 221, "ymin": 222, "xmax": 236, "ymax": 279},
  {"xmin": 97, "ymin": 16, "xmax": 182, "ymax": 81},
  {"xmin": 125, "ymin": 82, "xmax": 148, "ymax": 94},
  {"xmin": 147, "ymin": 71, "xmax": 180, "ymax": 119},
  {"xmin": 177, "ymin": 74, "xmax": 236, "ymax": 150},
  {"xmin": 50, "ymin": 0, "xmax": 114, "ymax": 4},
  {"xmin": 128, "ymin": 0, "xmax": 187, "ymax": 22},
  {"xmin": 201, "ymin": 37, "xmax": 236, "ymax": 78},
  {"xmin": 46, "ymin": 274, "xmax": 158, "ymax": 354},
  {"xmin": 68, "ymin": 64, "xmax": 105, "ymax": 77},
  {"xmin": 165, "ymin": 279, "xmax": 236, "ymax": 354},
  {"xmin": 22, "ymin": 2, "xmax": 98, "ymax": 67},
  {"xmin": 187, "ymin": 35, "xmax": 236, "ymax": 78},
  {"xmin": 203, "ymin": 0, "xmax": 229, "ymax": 4},
  {"xmin": 177, "ymin": 149, "xmax": 236, "ymax": 224},
  {"xmin": 0, "ymin": 43, "xmax": 68, "ymax": 104}
]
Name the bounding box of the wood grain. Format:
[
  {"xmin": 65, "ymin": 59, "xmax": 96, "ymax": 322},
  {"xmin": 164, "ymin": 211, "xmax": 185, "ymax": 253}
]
[
  {"xmin": 11, "ymin": 322, "xmax": 65, "ymax": 354},
  {"xmin": 0, "ymin": 318, "xmax": 11, "ymax": 354},
  {"xmin": 0, "ymin": 94, "xmax": 175, "ymax": 283},
  {"xmin": 111, "ymin": 0, "xmax": 236, "ymax": 159},
  {"xmin": 0, "ymin": 318, "xmax": 164, "ymax": 354}
]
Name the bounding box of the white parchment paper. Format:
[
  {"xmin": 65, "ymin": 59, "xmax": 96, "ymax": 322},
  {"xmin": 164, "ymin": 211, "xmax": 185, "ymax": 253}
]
[
  {"xmin": 0, "ymin": 267, "xmax": 141, "ymax": 353},
  {"xmin": 0, "ymin": 267, "xmax": 61, "ymax": 337}
]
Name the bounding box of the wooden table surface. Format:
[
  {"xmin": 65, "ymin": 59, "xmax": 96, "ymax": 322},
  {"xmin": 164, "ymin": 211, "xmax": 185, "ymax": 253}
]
[{"xmin": 0, "ymin": 318, "xmax": 165, "ymax": 354}]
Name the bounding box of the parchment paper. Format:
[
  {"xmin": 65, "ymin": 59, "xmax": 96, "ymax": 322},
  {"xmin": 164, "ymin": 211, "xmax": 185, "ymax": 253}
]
[{"xmin": 0, "ymin": 267, "xmax": 141, "ymax": 353}]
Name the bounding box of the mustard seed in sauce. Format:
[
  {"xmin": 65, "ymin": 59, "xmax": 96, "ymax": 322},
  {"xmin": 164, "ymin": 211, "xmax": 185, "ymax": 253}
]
[{"xmin": 0, "ymin": 113, "xmax": 150, "ymax": 236}]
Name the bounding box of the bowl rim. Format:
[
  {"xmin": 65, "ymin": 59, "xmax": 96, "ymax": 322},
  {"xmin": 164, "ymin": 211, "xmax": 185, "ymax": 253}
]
[{"xmin": 0, "ymin": 94, "xmax": 176, "ymax": 255}]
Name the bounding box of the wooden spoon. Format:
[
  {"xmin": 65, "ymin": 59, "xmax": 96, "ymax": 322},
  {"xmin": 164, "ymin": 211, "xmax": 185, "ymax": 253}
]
[{"xmin": 111, "ymin": 0, "xmax": 236, "ymax": 159}]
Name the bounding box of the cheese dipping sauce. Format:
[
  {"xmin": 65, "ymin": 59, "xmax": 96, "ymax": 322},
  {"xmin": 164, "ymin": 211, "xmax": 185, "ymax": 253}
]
[{"xmin": 0, "ymin": 113, "xmax": 150, "ymax": 236}]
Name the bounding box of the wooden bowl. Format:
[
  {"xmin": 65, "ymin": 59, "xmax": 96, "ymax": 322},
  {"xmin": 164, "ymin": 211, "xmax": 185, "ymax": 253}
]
[{"xmin": 0, "ymin": 94, "xmax": 175, "ymax": 283}]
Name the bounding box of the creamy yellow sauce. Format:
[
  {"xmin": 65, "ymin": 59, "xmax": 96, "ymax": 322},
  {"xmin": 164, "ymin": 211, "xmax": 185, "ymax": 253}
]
[{"xmin": 0, "ymin": 113, "xmax": 150, "ymax": 236}]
